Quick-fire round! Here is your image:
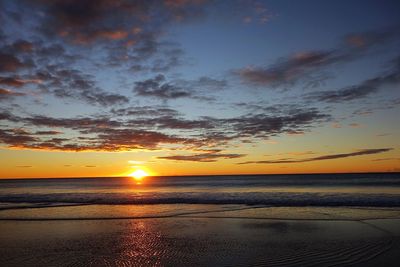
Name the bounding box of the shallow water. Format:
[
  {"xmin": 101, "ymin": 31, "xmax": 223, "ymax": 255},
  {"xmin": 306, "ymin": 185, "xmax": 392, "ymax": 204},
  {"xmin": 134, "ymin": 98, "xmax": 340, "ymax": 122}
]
[{"xmin": 1, "ymin": 173, "xmax": 400, "ymax": 208}]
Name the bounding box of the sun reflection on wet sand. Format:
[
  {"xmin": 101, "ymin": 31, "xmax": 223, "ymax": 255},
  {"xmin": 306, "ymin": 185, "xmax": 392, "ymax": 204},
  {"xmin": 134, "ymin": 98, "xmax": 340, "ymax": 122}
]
[
  {"xmin": 119, "ymin": 221, "xmax": 163, "ymax": 266},
  {"xmin": 1, "ymin": 206, "xmax": 400, "ymax": 266}
]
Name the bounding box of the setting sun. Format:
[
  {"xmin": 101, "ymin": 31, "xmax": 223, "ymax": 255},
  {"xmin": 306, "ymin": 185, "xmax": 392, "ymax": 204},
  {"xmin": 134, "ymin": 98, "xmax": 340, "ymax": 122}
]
[{"xmin": 129, "ymin": 169, "xmax": 148, "ymax": 181}]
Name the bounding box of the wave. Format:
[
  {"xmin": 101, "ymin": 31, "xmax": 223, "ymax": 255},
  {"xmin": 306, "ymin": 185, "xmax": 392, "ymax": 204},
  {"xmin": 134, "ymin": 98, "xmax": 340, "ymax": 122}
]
[{"xmin": 1, "ymin": 192, "xmax": 400, "ymax": 207}]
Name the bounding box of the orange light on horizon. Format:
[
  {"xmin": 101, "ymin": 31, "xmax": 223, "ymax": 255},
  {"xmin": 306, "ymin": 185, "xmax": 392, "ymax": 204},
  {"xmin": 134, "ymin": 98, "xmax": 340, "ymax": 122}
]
[{"xmin": 129, "ymin": 169, "xmax": 148, "ymax": 182}]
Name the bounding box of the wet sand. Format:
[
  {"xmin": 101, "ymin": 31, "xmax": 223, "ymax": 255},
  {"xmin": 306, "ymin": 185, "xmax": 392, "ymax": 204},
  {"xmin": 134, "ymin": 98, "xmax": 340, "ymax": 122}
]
[{"xmin": 0, "ymin": 205, "xmax": 399, "ymax": 266}]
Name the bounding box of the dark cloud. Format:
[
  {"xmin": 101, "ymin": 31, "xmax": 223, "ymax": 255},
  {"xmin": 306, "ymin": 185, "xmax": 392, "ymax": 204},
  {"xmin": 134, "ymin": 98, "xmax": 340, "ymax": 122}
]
[
  {"xmin": 134, "ymin": 74, "xmax": 192, "ymax": 99},
  {"xmin": 0, "ymin": 110, "xmax": 193, "ymax": 151},
  {"xmin": 175, "ymin": 76, "xmax": 228, "ymax": 91},
  {"xmin": 236, "ymin": 51, "xmax": 338, "ymax": 87},
  {"xmin": 111, "ymin": 106, "xmax": 180, "ymax": 117},
  {"xmin": 306, "ymin": 56, "xmax": 400, "ymax": 103},
  {"xmin": 0, "ymin": 88, "xmax": 25, "ymax": 100},
  {"xmin": 344, "ymin": 28, "xmax": 399, "ymax": 48},
  {"xmin": 121, "ymin": 106, "xmax": 328, "ymax": 139},
  {"xmin": 0, "ymin": 129, "xmax": 37, "ymax": 146},
  {"xmin": 10, "ymin": 40, "xmax": 34, "ymax": 53},
  {"xmin": 34, "ymin": 130, "xmax": 63, "ymax": 135},
  {"xmin": 235, "ymin": 28, "xmax": 400, "ymax": 88},
  {"xmin": 127, "ymin": 115, "xmax": 215, "ymax": 130},
  {"xmin": 309, "ymin": 148, "xmax": 393, "ymax": 160},
  {"xmin": 133, "ymin": 74, "xmax": 227, "ymax": 101},
  {"xmin": 223, "ymin": 108, "xmax": 329, "ymax": 138},
  {"xmin": 306, "ymin": 84, "xmax": 378, "ymax": 103},
  {"xmin": 238, "ymin": 148, "xmax": 393, "ymax": 164},
  {"xmin": 195, "ymin": 76, "xmax": 227, "ymax": 89},
  {"xmin": 95, "ymin": 128, "xmax": 187, "ymax": 151},
  {"xmin": 25, "ymin": 115, "xmax": 121, "ymax": 130},
  {"xmin": 0, "ymin": 76, "xmax": 41, "ymax": 87},
  {"xmin": 352, "ymin": 98, "xmax": 400, "ymax": 116},
  {"xmin": 0, "ymin": 111, "xmax": 19, "ymax": 121},
  {"xmin": 37, "ymin": 67, "xmax": 129, "ymax": 106},
  {"xmin": 0, "ymin": 53, "xmax": 24, "ymax": 72},
  {"xmin": 25, "ymin": 0, "xmax": 207, "ymax": 48},
  {"xmin": 371, "ymin": 157, "xmax": 399, "ymax": 162},
  {"xmin": 0, "ymin": 104, "xmax": 330, "ymax": 152},
  {"xmin": 0, "ymin": 128, "xmax": 188, "ymax": 152},
  {"xmin": 0, "ymin": 1, "xmax": 210, "ymax": 106},
  {"xmin": 158, "ymin": 152, "xmax": 245, "ymax": 162}
]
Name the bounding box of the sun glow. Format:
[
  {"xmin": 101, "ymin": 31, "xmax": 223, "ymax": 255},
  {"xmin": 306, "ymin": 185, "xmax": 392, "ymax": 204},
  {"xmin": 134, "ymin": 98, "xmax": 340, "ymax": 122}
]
[{"xmin": 129, "ymin": 169, "xmax": 148, "ymax": 181}]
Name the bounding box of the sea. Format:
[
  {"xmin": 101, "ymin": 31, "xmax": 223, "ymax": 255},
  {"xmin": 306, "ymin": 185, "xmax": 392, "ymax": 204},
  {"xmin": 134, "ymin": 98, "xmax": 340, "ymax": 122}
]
[{"xmin": 1, "ymin": 173, "xmax": 400, "ymax": 209}]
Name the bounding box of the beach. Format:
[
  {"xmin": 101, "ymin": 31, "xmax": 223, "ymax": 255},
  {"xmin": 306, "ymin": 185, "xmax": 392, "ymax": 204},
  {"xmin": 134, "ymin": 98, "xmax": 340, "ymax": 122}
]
[
  {"xmin": 0, "ymin": 205, "xmax": 399, "ymax": 266},
  {"xmin": 1, "ymin": 174, "xmax": 400, "ymax": 266}
]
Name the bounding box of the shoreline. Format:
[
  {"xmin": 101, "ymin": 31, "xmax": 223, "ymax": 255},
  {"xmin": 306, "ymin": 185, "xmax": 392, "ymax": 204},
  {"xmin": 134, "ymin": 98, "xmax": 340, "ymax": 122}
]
[
  {"xmin": 1, "ymin": 211, "xmax": 399, "ymax": 266},
  {"xmin": 1, "ymin": 204, "xmax": 400, "ymax": 221}
]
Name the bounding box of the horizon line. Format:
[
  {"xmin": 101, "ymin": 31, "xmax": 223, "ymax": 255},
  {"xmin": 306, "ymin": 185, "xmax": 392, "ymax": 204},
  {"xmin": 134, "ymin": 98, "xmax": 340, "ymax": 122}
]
[{"xmin": 1, "ymin": 171, "xmax": 399, "ymax": 180}]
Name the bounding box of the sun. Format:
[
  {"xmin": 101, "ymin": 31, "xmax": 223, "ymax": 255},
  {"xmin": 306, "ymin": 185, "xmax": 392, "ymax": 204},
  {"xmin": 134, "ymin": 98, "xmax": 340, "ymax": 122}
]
[{"xmin": 129, "ymin": 169, "xmax": 148, "ymax": 181}]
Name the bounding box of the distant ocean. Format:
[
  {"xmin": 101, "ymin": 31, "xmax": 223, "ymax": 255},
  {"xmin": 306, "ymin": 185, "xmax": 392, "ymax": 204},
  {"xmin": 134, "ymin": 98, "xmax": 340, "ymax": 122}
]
[{"xmin": 1, "ymin": 173, "xmax": 400, "ymax": 208}]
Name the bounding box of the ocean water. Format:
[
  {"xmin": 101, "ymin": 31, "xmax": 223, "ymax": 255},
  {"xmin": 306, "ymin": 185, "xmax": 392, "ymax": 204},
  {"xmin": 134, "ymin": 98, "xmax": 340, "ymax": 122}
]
[{"xmin": 1, "ymin": 173, "xmax": 400, "ymax": 208}]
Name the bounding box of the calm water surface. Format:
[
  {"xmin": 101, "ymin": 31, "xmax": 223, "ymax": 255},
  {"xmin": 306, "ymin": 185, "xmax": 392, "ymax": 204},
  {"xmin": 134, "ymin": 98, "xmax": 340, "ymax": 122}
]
[{"xmin": 1, "ymin": 173, "xmax": 399, "ymax": 207}]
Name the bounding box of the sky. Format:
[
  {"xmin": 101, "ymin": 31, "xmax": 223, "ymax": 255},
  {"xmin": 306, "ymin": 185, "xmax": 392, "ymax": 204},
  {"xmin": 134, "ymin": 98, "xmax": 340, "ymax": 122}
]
[{"xmin": 0, "ymin": 0, "xmax": 399, "ymax": 178}]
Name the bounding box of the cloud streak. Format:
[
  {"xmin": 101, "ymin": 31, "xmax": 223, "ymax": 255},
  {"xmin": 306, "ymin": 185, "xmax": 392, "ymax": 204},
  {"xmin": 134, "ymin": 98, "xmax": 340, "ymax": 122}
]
[
  {"xmin": 238, "ymin": 148, "xmax": 393, "ymax": 164},
  {"xmin": 158, "ymin": 152, "xmax": 245, "ymax": 162},
  {"xmin": 306, "ymin": 56, "xmax": 400, "ymax": 103}
]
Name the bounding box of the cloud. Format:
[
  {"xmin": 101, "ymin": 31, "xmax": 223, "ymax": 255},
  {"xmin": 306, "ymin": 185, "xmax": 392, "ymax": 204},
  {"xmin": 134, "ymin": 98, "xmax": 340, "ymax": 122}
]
[
  {"xmin": 0, "ymin": 104, "xmax": 330, "ymax": 152},
  {"xmin": 26, "ymin": 0, "xmax": 207, "ymax": 45},
  {"xmin": 0, "ymin": 110, "xmax": 318, "ymax": 152},
  {"xmin": 24, "ymin": 115, "xmax": 121, "ymax": 129},
  {"xmin": 10, "ymin": 40, "xmax": 34, "ymax": 53},
  {"xmin": 34, "ymin": 130, "xmax": 63, "ymax": 135},
  {"xmin": 0, "ymin": 110, "xmax": 190, "ymax": 151},
  {"xmin": 306, "ymin": 84, "xmax": 378, "ymax": 103},
  {"xmin": 0, "ymin": 88, "xmax": 25, "ymax": 100},
  {"xmin": 238, "ymin": 148, "xmax": 393, "ymax": 164},
  {"xmin": 134, "ymin": 74, "xmax": 192, "ymax": 99},
  {"xmin": 0, "ymin": 1, "xmax": 211, "ymax": 107},
  {"xmin": 344, "ymin": 28, "xmax": 399, "ymax": 48},
  {"xmin": 175, "ymin": 76, "xmax": 228, "ymax": 91},
  {"xmin": 158, "ymin": 152, "xmax": 245, "ymax": 162},
  {"xmin": 0, "ymin": 111, "xmax": 19, "ymax": 121},
  {"xmin": 111, "ymin": 106, "xmax": 180, "ymax": 117},
  {"xmin": 371, "ymin": 158, "xmax": 399, "ymax": 162},
  {"xmin": 0, "ymin": 53, "xmax": 25, "ymax": 72},
  {"xmin": 236, "ymin": 51, "xmax": 338, "ymax": 87},
  {"xmin": 94, "ymin": 128, "xmax": 187, "ymax": 151},
  {"xmin": 3, "ymin": 130, "xmax": 187, "ymax": 152},
  {"xmin": 0, "ymin": 76, "xmax": 41, "ymax": 87},
  {"xmin": 235, "ymin": 28, "xmax": 400, "ymax": 88},
  {"xmin": 37, "ymin": 67, "xmax": 129, "ymax": 106},
  {"xmin": 132, "ymin": 74, "xmax": 231, "ymax": 101},
  {"xmin": 0, "ymin": 129, "xmax": 37, "ymax": 146},
  {"xmin": 222, "ymin": 108, "xmax": 329, "ymax": 138},
  {"xmin": 305, "ymin": 57, "xmax": 400, "ymax": 103},
  {"xmin": 128, "ymin": 115, "xmax": 215, "ymax": 130}
]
